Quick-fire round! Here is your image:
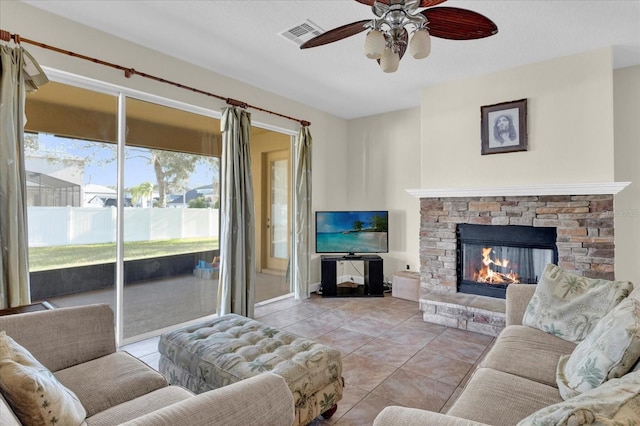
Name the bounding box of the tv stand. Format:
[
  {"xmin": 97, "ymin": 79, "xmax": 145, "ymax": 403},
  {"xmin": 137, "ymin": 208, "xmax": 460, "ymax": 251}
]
[
  {"xmin": 320, "ymin": 255, "xmax": 384, "ymax": 297},
  {"xmin": 342, "ymin": 253, "xmax": 362, "ymax": 260}
]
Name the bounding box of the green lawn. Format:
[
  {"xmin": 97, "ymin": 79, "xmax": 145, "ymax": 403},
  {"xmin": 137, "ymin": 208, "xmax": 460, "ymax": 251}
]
[{"xmin": 29, "ymin": 238, "xmax": 218, "ymax": 271}]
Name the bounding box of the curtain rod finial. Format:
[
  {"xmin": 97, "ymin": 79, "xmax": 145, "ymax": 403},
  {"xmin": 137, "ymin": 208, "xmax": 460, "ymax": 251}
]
[
  {"xmin": 226, "ymin": 98, "xmax": 248, "ymax": 109},
  {"xmin": 301, "ymin": 121, "xmax": 311, "ymax": 127},
  {"xmin": 0, "ymin": 30, "xmax": 10, "ymax": 42}
]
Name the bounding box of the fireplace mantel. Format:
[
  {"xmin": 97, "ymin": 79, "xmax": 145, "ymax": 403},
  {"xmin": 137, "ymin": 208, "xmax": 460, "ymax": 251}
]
[{"xmin": 407, "ymin": 182, "xmax": 630, "ymax": 198}]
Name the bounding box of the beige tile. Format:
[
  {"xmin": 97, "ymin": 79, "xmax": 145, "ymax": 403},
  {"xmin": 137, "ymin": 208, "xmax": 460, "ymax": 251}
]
[
  {"xmin": 138, "ymin": 352, "xmax": 161, "ymax": 371},
  {"xmin": 256, "ymin": 309, "xmax": 312, "ymax": 328},
  {"xmin": 315, "ymin": 329, "xmax": 374, "ymax": 358},
  {"xmin": 335, "ymin": 300, "xmax": 378, "ymax": 315},
  {"xmin": 307, "ymin": 296, "xmax": 351, "ymax": 309},
  {"xmin": 401, "ymin": 349, "xmax": 474, "ymax": 387},
  {"xmin": 353, "ymin": 339, "xmax": 423, "ymax": 368},
  {"xmin": 377, "ymin": 321, "xmax": 444, "ymax": 347},
  {"xmin": 323, "ymin": 308, "xmax": 365, "ymax": 323},
  {"xmin": 439, "ymin": 327, "xmax": 495, "ymax": 347},
  {"xmin": 424, "ymin": 332, "xmax": 488, "ymax": 364},
  {"xmin": 119, "ymin": 336, "xmax": 160, "ymax": 358},
  {"xmin": 372, "ymin": 368, "xmax": 456, "ymax": 412},
  {"xmin": 341, "ymin": 316, "xmax": 395, "ymax": 337},
  {"xmin": 283, "ymin": 317, "xmax": 341, "ymax": 339},
  {"xmin": 342, "ymin": 353, "xmax": 397, "ymax": 392},
  {"xmin": 359, "ymin": 309, "xmax": 411, "ymax": 326},
  {"xmin": 440, "ymin": 387, "xmax": 463, "ymax": 413},
  {"xmin": 287, "ymin": 302, "xmax": 331, "ymax": 318},
  {"xmin": 254, "ymin": 297, "xmax": 300, "ymax": 318},
  {"xmin": 324, "ymin": 385, "xmax": 369, "ymax": 425},
  {"xmin": 334, "ymin": 393, "xmax": 399, "ymax": 426}
]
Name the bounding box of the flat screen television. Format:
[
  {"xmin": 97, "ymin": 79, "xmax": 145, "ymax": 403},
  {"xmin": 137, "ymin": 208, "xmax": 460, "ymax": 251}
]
[{"xmin": 315, "ymin": 210, "xmax": 388, "ymax": 258}]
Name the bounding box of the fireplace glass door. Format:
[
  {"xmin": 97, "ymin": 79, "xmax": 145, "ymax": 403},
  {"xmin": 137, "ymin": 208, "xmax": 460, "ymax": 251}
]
[
  {"xmin": 457, "ymin": 224, "xmax": 557, "ymax": 298},
  {"xmin": 461, "ymin": 244, "xmax": 554, "ymax": 285}
]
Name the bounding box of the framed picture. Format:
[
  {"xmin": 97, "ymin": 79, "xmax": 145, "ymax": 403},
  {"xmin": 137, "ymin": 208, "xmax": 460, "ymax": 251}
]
[{"xmin": 481, "ymin": 98, "xmax": 528, "ymax": 155}]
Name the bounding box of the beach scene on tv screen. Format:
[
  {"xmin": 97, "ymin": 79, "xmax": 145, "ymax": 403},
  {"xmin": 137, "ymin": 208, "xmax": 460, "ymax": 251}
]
[{"xmin": 316, "ymin": 211, "xmax": 388, "ymax": 253}]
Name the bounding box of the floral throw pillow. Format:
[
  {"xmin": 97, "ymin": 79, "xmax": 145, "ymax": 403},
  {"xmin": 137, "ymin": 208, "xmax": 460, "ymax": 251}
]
[
  {"xmin": 556, "ymin": 297, "xmax": 640, "ymax": 400},
  {"xmin": 518, "ymin": 371, "xmax": 640, "ymax": 426},
  {"xmin": 522, "ymin": 264, "xmax": 633, "ymax": 343},
  {"xmin": 0, "ymin": 331, "xmax": 86, "ymax": 426}
]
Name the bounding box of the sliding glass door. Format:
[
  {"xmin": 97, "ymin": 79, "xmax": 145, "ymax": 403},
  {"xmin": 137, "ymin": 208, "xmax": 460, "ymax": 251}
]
[
  {"xmin": 122, "ymin": 97, "xmax": 220, "ymax": 339},
  {"xmin": 25, "ymin": 79, "xmax": 222, "ymax": 343},
  {"xmin": 24, "ymin": 74, "xmax": 296, "ymax": 343}
]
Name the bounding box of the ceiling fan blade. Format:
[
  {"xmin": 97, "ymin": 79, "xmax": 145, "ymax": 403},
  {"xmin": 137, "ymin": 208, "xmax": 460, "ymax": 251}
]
[
  {"xmin": 300, "ymin": 20, "xmax": 371, "ymax": 49},
  {"xmin": 422, "ymin": 7, "xmax": 498, "ymax": 40},
  {"xmin": 355, "ymin": 0, "xmax": 447, "ymax": 6},
  {"xmin": 418, "ymin": 0, "xmax": 448, "ymax": 7}
]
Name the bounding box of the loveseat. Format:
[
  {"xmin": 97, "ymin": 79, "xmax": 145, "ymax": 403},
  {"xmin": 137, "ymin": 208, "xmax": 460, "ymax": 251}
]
[
  {"xmin": 0, "ymin": 304, "xmax": 294, "ymax": 426},
  {"xmin": 375, "ymin": 269, "xmax": 640, "ymax": 425}
]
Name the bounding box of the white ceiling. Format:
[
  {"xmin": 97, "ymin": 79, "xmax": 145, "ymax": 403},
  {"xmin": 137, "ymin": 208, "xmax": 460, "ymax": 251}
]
[{"xmin": 21, "ymin": 0, "xmax": 640, "ymax": 120}]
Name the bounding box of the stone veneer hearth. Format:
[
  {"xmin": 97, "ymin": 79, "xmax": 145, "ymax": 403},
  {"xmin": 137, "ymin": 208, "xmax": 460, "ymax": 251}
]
[{"xmin": 409, "ymin": 185, "xmax": 626, "ymax": 336}]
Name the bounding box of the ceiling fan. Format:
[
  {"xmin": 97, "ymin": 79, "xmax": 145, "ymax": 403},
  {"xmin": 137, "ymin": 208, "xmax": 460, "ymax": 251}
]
[{"xmin": 300, "ymin": 0, "xmax": 498, "ymax": 73}]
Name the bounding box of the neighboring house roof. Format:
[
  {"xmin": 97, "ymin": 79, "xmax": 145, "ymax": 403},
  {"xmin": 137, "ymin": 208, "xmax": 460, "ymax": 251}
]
[
  {"xmin": 84, "ymin": 183, "xmax": 116, "ymax": 196},
  {"xmin": 26, "ymin": 171, "xmax": 79, "ymax": 189},
  {"xmin": 167, "ymin": 185, "xmax": 214, "ymax": 206}
]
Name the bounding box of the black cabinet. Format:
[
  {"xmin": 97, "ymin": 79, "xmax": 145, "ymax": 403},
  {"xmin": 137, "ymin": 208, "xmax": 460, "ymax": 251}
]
[{"xmin": 320, "ymin": 255, "xmax": 384, "ymax": 297}]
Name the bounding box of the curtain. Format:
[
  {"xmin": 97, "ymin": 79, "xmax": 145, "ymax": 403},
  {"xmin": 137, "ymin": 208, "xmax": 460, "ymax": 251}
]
[
  {"xmin": 294, "ymin": 126, "xmax": 312, "ymax": 299},
  {"xmin": 0, "ymin": 45, "xmax": 47, "ymax": 309},
  {"xmin": 216, "ymin": 107, "xmax": 255, "ymax": 317}
]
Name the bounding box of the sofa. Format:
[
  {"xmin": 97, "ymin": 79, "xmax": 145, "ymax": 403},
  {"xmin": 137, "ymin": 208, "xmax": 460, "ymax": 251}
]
[
  {"xmin": 0, "ymin": 304, "xmax": 295, "ymax": 426},
  {"xmin": 375, "ymin": 277, "xmax": 640, "ymax": 425}
]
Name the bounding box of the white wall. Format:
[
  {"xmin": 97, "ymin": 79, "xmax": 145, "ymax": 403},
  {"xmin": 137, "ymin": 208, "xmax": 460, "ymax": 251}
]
[
  {"xmin": 420, "ymin": 48, "xmax": 615, "ymax": 187},
  {"xmin": 1, "ymin": 1, "xmax": 350, "ymax": 285},
  {"xmin": 614, "ymin": 66, "xmax": 640, "ymax": 285},
  {"xmin": 346, "ymin": 108, "xmax": 422, "ymax": 278}
]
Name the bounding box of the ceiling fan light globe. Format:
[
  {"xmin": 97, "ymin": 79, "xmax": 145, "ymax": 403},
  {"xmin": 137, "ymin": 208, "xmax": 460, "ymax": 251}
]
[
  {"xmin": 380, "ymin": 46, "xmax": 400, "ymax": 73},
  {"xmin": 364, "ymin": 29, "xmax": 385, "ymax": 59},
  {"xmin": 410, "ymin": 29, "xmax": 431, "ymax": 59}
]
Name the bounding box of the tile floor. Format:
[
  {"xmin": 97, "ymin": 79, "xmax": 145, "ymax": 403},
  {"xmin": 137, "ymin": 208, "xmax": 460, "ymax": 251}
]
[{"xmin": 120, "ymin": 293, "xmax": 495, "ymax": 426}]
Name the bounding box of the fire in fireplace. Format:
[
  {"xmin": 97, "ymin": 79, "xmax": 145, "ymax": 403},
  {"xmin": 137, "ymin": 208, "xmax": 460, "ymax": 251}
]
[{"xmin": 457, "ymin": 224, "xmax": 558, "ymax": 298}]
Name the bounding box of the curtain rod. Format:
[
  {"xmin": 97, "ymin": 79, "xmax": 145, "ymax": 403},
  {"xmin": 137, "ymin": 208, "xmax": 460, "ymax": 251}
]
[{"xmin": 0, "ymin": 29, "xmax": 311, "ymax": 127}]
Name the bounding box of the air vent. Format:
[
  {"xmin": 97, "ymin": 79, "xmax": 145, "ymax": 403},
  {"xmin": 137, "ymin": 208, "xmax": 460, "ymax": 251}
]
[{"xmin": 279, "ymin": 20, "xmax": 325, "ymax": 46}]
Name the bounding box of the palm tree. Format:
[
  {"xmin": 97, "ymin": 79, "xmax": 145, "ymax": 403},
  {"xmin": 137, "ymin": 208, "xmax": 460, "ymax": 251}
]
[
  {"xmin": 127, "ymin": 185, "xmax": 144, "ymax": 207},
  {"xmin": 128, "ymin": 181, "xmax": 155, "ymax": 207},
  {"xmin": 561, "ymin": 276, "xmax": 584, "ymax": 299},
  {"xmin": 138, "ymin": 181, "xmax": 154, "ymax": 207}
]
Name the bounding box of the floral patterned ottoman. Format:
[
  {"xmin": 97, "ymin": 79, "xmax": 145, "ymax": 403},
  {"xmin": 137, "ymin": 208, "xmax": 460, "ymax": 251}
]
[{"xmin": 158, "ymin": 313, "xmax": 343, "ymax": 425}]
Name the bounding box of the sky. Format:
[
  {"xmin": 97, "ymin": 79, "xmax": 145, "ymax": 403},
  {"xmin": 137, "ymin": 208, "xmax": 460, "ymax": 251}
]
[
  {"xmin": 316, "ymin": 211, "xmax": 388, "ymax": 233},
  {"xmin": 35, "ymin": 134, "xmax": 214, "ymax": 190}
]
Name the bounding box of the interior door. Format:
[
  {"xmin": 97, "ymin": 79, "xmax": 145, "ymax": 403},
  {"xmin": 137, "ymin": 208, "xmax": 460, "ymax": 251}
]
[{"xmin": 264, "ymin": 150, "xmax": 290, "ymax": 272}]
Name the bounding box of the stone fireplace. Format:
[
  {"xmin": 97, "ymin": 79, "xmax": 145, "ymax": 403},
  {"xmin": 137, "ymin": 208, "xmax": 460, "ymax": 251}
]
[{"xmin": 408, "ymin": 183, "xmax": 629, "ymax": 336}]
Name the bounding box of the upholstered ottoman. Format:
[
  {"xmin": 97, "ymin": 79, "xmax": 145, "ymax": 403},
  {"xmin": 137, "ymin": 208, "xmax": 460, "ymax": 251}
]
[{"xmin": 158, "ymin": 313, "xmax": 343, "ymax": 425}]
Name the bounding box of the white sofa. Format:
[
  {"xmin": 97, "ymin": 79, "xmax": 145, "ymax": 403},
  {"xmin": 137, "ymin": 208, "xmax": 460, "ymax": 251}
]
[{"xmin": 0, "ymin": 304, "xmax": 294, "ymax": 426}]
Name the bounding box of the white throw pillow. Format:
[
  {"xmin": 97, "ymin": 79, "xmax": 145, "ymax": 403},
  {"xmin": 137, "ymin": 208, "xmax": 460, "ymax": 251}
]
[
  {"xmin": 518, "ymin": 371, "xmax": 640, "ymax": 426},
  {"xmin": 556, "ymin": 297, "xmax": 640, "ymax": 399},
  {"xmin": 0, "ymin": 331, "xmax": 86, "ymax": 426},
  {"xmin": 522, "ymin": 264, "xmax": 633, "ymax": 343}
]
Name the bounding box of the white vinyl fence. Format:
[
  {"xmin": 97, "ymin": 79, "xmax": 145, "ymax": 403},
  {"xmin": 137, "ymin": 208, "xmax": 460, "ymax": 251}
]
[{"xmin": 28, "ymin": 207, "xmax": 219, "ymax": 247}]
